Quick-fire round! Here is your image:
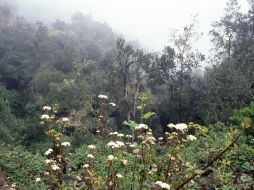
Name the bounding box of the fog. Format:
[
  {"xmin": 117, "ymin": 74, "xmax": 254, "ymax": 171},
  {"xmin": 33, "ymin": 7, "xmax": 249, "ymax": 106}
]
[{"xmin": 15, "ymin": 0, "xmax": 249, "ymax": 53}]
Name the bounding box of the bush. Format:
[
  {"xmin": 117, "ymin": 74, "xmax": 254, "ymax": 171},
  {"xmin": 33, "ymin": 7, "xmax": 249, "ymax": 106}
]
[
  {"xmin": 0, "ymin": 145, "xmax": 46, "ymax": 190},
  {"xmin": 0, "ymin": 96, "xmax": 18, "ymax": 144},
  {"xmin": 70, "ymin": 127, "xmax": 99, "ymax": 147},
  {"xmin": 230, "ymin": 102, "xmax": 254, "ymax": 136}
]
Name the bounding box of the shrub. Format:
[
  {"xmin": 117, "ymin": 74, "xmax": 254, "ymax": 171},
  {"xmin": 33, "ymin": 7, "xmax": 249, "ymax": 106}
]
[
  {"xmin": 0, "ymin": 145, "xmax": 46, "ymax": 189},
  {"xmin": 230, "ymin": 102, "xmax": 254, "ymax": 136}
]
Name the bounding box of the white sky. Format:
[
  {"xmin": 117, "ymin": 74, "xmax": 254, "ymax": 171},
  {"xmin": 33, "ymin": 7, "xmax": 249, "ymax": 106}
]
[{"xmin": 15, "ymin": 0, "xmax": 249, "ymax": 54}]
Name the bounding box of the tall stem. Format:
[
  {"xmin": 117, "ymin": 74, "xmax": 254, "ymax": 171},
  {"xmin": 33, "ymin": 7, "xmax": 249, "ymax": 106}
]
[{"xmin": 131, "ymin": 157, "xmax": 137, "ymax": 190}]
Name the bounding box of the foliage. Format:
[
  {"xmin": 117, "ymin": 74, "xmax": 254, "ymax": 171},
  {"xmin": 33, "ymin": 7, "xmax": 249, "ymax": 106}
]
[
  {"xmin": 230, "ymin": 102, "xmax": 254, "ymax": 136},
  {"xmin": 33, "ymin": 97, "xmax": 252, "ymax": 190},
  {"xmin": 0, "ymin": 145, "xmax": 46, "ymax": 189},
  {"xmin": 0, "ymin": 0, "xmax": 254, "ymax": 189},
  {"xmin": 0, "ymin": 87, "xmax": 19, "ymax": 143}
]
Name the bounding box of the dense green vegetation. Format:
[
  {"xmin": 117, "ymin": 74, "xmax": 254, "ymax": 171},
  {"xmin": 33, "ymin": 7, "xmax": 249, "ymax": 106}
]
[{"xmin": 0, "ymin": 0, "xmax": 253, "ymax": 189}]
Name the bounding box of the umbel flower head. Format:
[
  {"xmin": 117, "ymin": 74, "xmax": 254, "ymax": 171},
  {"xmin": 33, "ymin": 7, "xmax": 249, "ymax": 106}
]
[
  {"xmin": 44, "ymin": 148, "xmax": 53, "ymax": 156},
  {"xmin": 155, "ymin": 181, "xmax": 170, "ymax": 189},
  {"xmin": 51, "ymin": 164, "xmax": 60, "ymax": 171},
  {"xmin": 62, "ymin": 117, "xmax": 69, "ymax": 122},
  {"xmin": 135, "ymin": 123, "xmax": 148, "ymax": 131},
  {"xmin": 83, "ymin": 164, "xmax": 89, "ymax": 169},
  {"xmin": 121, "ymin": 159, "xmax": 127, "ymax": 166},
  {"xmin": 88, "ymin": 144, "xmax": 96, "ymax": 150},
  {"xmin": 109, "ymin": 102, "xmax": 116, "ymax": 107},
  {"xmin": 56, "ymin": 117, "xmax": 70, "ymax": 126},
  {"xmin": 41, "ymin": 114, "xmax": 50, "ymax": 121},
  {"xmin": 61, "ymin": 142, "xmax": 71, "ymax": 147},
  {"xmin": 45, "ymin": 159, "xmax": 54, "ymax": 165},
  {"xmin": 117, "ymin": 133, "xmax": 124, "ymax": 138},
  {"xmin": 35, "ymin": 177, "xmax": 41, "ymax": 183},
  {"xmin": 167, "ymin": 123, "xmax": 188, "ymax": 132},
  {"xmin": 107, "ymin": 141, "xmax": 119, "ymax": 149},
  {"xmin": 98, "ymin": 94, "xmax": 108, "ymax": 100},
  {"xmin": 116, "ymin": 173, "xmax": 124, "ymax": 179},
  {"xmin": 186, "ymin": 135, "xmax": 197, "ymax": 141},
  {"xmin": 42, "ymin": 106, "xmax": 52, "ymax": 111},
  {"xmin": 125, "ymin": 134, "xmax": 132, "ymax": 139},
  {"xmin": 107, "ymin": 155, "xmax": 117, "ymax": 161},
  {"xmin": 167, "ymin": 123, "xmax": 175, "ymax": 128},
  {"xmin": 110, "ymin": 132, "xmax": 119, "ymax": 136},
  {"xmin": 143, "ymin": 136, "xmax": 156, "ymax": 145},
  {"xmin": 87, "ymin": 154, "xmax": 95, "ymax": 159},
  {"xmin": 115, "ymin": 141, "xmax": 125, "ymax": 148}
]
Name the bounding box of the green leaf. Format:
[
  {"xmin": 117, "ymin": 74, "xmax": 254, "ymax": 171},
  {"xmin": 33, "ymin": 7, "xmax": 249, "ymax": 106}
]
[
  {"xmin": 240, "ymin": 174, "xmax": 254, "ymax": 185},
  {"xmin": 138, "ymin": 92, "xmax": 149, "ymax": 102},
  {"xmin": 141, "ymin": 112, "xmax": 155, "ymax": 121},
  {"xmin": 123, "ymin": 120, "xmax": 138, "ymax": 128}
]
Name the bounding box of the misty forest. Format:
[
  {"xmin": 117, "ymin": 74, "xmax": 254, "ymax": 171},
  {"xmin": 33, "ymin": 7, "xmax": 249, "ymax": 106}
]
[{"xmin": 0, "ymin": 0, "xmax": 254, "ymax": 189}]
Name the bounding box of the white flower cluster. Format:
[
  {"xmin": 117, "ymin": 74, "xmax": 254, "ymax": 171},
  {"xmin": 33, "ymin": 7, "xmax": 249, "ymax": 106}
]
[
  {"xmin": 125, "ymin": 134, "xmax": 132, "ymax": 139},
  {"xmin": 167, "ymin": 123, "xmax": 188, "ymax": 132},
  {"xmin": 35, "ymin": 177, "xmax": 41, "ymax": 182},
  {"xmin": 87, "ymin": 154, "xmax": 95, "ymax": 159},
  {"xmin": 116, "ymin": 141, "xmax": 125, "ymax": 147},
  {"xmin": 167, "ymin": 132, "xmax": 178, "ymax": 140},
  {"xmin": 186, "ymin": 135, "xmax": 197, "ymax": 141},
  {"xmin": 155, "ymin": 181, "xmax": 170, "ymax": 189},
  {"xmin": 107, "ymin": 155, "xmax": 117, "ymax": 161},
  {"xmin": 88, "ymin": 144, "xmax": 96, "ymax": 150},
  {"xmin": 116, "ymin": 173, "xmax": 123, "ymax": 179},
  {"xmin": 109, "ymin": 102, "xmax": 116, "ymax": 107},
  {"xmin": 117, "ymin": 133, "xmax": 124, "ymax": 138},
  {"xmin": 41, "ymin": 114, "xmax": 50, "ymax": 121},
  {"xmin": 45, "ymin": 159, "xmax": 53, "ymax": 164},
  {"xmin": 44, "ymin": 158, "xmax": 60, "ymax": 171},
  {"xmin": 120, "ymin": 159, "xmax": 127, "ymax": 166},
  {"xmin": 42, "ymin": 106, "xmax": 52, "ymax": 111},
  {"xmin": 51, "ymin": 164, "xmax": 60, "ymax": 171},
  {"xmin": 44, "ymin": 148, "xmax": 53, "ymax": 156},
  {"xmin": 83, "ymin": 164, "xmax": 90, "ymax": 169},
  {"xmin": 109, "ymin": 132, "xmax": 125, "ymax": 138},
  {"xmin": 109, "ymin": 132, "xmax": 118, "ymax": 136},
  {"xmin": 62, "ymin": 117, "xmax": 69, "ymax": 122},
  {"xmin": 142, "ymin": 135, "xmax": 156, "ymax": 146},
  {"xmin": 56, "ymin": 117, "xmax": 70, "ymax": 124},
  {"xmin": 98, "ymin": 94, "xmax": 108, "ymax": 100},
  {"xmin": 61, "ymin": 142, "xmax": 71, "ymax": 147},
  {"xmin": 107, "ymin": 141, "xmax": 125, "ymax": 149},
  {"xmin": 107, "ymin": 141, "xmax": 118, "ymax": 149},
  {"xmin": 134, "ymin": 124, "xmax": 148, "ymax": 131}
]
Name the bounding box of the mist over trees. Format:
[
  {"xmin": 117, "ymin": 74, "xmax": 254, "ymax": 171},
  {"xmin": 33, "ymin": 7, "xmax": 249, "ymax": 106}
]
[
  {"xmin": 0, "ymin": 0, "xmax": 253, "ymax": 149},
  {"xmin": 0, "ymin": 0, "xmax": 254, "ymax": 189}
]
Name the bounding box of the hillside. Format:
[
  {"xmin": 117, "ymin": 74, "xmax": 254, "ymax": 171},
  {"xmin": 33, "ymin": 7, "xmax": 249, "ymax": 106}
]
[{"xmin": 0, "ymin": 0, "xmax": 253, "ymax": 189}]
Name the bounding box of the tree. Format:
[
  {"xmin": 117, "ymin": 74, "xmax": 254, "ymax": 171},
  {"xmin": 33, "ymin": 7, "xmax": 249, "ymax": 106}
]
[
  {"xmin": 114, "ymin": 38, "xmax": 144, "ymax": 99},
  {"xmin": 171, "ymin": 20, "xmax": 204, "ymax": 121},
  {"xmin": 0, "ymin": 0, "xmax": 16, "ymax": 26},
  {"xmin": 149, "ymin": 19, "xmax": 204, "ymax": 123},
  {"xmin": 202, "ymin": 0, "xmax": 254, "ymax": 123}
]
